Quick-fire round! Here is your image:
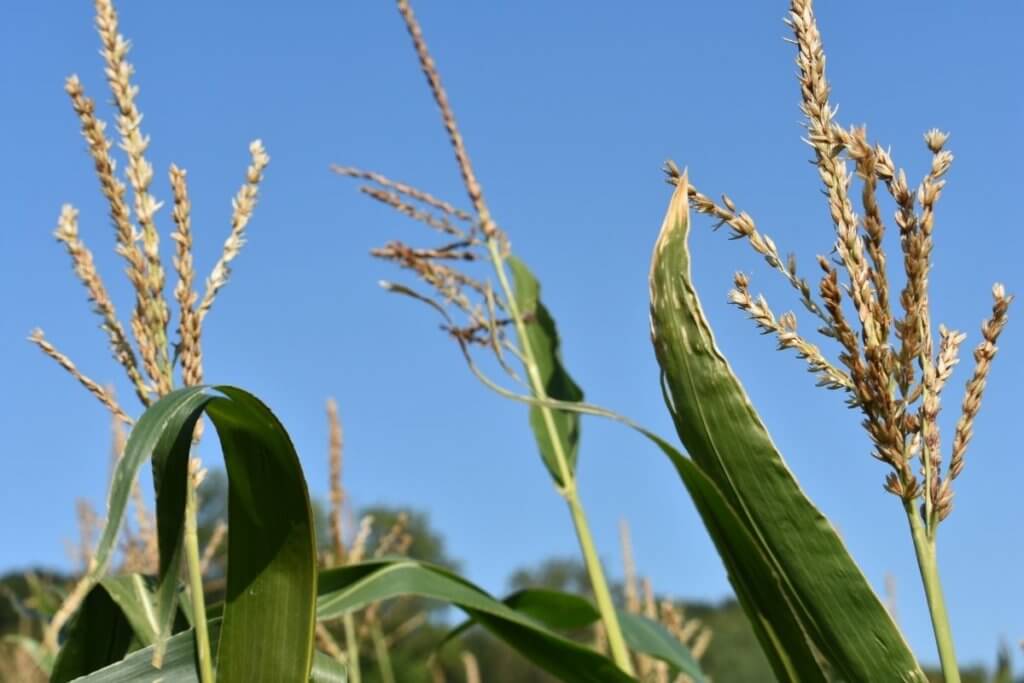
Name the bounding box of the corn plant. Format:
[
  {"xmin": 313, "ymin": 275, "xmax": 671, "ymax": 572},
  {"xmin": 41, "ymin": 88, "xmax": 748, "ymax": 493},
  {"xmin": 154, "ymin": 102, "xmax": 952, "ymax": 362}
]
[
  {"xmin": 49, "ymin": 386, "xmax": 703, "ymax": 682},
  {"xmin": 27, "ymin": 1, "xmax": 710, "ymax": 681},
  {"xmin": 346, "ymin": 1, "xmax": 1012, "ymax": 681},
  {"xmin": 28, "ymin": 0, "xmax": 270, "ymax": 671},
  {"xmin": 25, "ymin": 0, "xmax": 1013, "ymax": 679},
  {"xmin": 652, "ymin": 2, "xmax": 1011, "ymax": 679},
  {"xmin": 336, "ymin": 0, "xmax": 636, "ymax": 673}
]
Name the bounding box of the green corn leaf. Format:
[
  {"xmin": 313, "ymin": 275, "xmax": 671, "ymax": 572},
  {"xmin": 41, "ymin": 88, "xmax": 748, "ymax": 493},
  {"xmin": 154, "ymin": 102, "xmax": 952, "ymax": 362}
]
[
  {"xmin": 91, "ymin": 386, "xmax": 213, "ymax": 665},
  {"xmin": 92, "ymin": 575, "xmax": 161, "ymax": 647},
  {"xmin": 66, "ymin": 618, "xmax": 346, "ymax": 683},
  {"xmin": 61, "ymin": 386, "xmax": 318, "ymax": 682},
  {"xmin": 444, "ymin": 587, "xmax": 707, "ymax": 682},
  {"xmin": 502, "ymin": 588, "xmax": 601, "ymax": 631},
  {"xmin": 50, "ymin": 574, "xmax": 180, "ymax": 682},
  {"xmin": 78, "ymin": 558, "xmax": 638, "ymax": 683},
  {"xmin": 67, "ymin": 621, "xmax": 223, "ymax": 683},
  {"xmin": 318, "ymin": 558, "xmax": 632, "ymax": 683},
  {"xmin": 508, "ymin": 255, "xmax": 584, "ymax": 485},
  {"xmin": 616, "ymin": 612, "xmax": 703, "ymax": 682},
  {"xmin": 309, "ymin": 652, "xmax": 348, "ymax": 683},
  {"xmin": 640, "ymin": 432, "xmax": 826, "ymax": 682},
  {"xmin": 50, "ymin": 582, "xmax": 135, "ymax": 683},
  {"xmin": 203, "ymin": 386, "xmax": 318, "ymax": 682},
  {"xmin": 648, "ymin": 175, "xmax": 925, "ymax": 682}
]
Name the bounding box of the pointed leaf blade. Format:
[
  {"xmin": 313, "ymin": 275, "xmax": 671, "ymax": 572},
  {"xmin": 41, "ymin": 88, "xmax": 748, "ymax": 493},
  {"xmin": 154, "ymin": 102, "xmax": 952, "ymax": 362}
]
[
  {"xmin": 204, "ymin": 386, "xmax": 319, "ymax": 683},
  {"xmin": 508, "ymin": 255, "xmax": 584, "ymax": 484},
  {"xmin": 648, "ymin": 177, "xmax": 925, "ymax": 681}
]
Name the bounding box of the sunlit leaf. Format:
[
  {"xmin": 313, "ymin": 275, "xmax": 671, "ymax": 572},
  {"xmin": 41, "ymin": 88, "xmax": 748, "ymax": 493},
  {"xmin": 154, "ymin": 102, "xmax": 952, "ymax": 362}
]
[
  {"xmin": 649, "ymin": 176, "xmax": 925, "ymax": 682},
  {"xmin": 318, "ymin": 559, "xmax": 632, "ymax": 683},
  {"xmin": 61, "ymin": 386, "xmax": 318, "ymax": 682}
]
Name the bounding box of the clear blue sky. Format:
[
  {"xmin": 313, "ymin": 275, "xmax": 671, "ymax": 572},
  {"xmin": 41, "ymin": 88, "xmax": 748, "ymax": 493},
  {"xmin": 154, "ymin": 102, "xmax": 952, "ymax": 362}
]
[{"xmin": 2, "ymin": 0, "xmax": 1021, "ymax": 671}]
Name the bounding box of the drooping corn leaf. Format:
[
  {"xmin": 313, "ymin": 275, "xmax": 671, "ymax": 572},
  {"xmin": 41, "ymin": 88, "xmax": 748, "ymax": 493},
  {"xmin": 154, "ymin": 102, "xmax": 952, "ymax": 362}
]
[
  {"xmin": 77, "ymin": 558, "xmax": 637, "ymax": 683},
  {"xmin": 438, "ymin": 588, "xmax": 597, "ymax": 646},
  {"xmin": 50, "ymin": 574, "xmax": 179, "ymax": 682},
  {"xmin": 203, "ymin": 386, "xmax": 318, "ymax": 682},
  {"xmin": 68, "ymin": 621, "xmax": 222, "ymax": 683},
  {"xmin": 508, "ymin": 255, "xmax": 584, "ymax": 485},
  {"xmin": 60, "ymin": 386, "xmax": 319, "ymax": 682},
  {"xmin": 67, "ymin": 618, "xmax": 346, "ymax": 683},
  {"xmin": 318, "ymin": 559, "xmax": 632, "ymax": 683},
  {"xmin": 640, "ymin": 431, "xmax": 826, "ymax": 682},
  {"xmin": 50, "ymin": 582, "xmax": 135, "ymax": 683},
  {"xmin": 49, "ymin": 573, "xmax": 192, "ymax": 679},
  {"xmin": 94, "ymin": 575, "xmax": 161, "ymax": 646},
  {"xmin": 443, "ymin": 587, "xmax": 707, "ymax": 682},
  {"xmin": 90, "ymin": 386, "xmax": 213, "ymax": 666},
  {"xmin": 502, "ymin": 588, "xmax": 601, "ymax": 631},
  {"xmin": 648, "ymin": 175, "xmax": 925, "ymax": 681}
]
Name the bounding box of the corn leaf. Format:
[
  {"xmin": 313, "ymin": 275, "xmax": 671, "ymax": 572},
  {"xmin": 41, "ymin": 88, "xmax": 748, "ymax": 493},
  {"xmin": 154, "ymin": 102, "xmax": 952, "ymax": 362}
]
[
  {"xmin": 444, "ymin": 587, "xmax": 706, "ymax": 682},
  {"xmin": 92, "ymin": 387, "xmax": 212, "ymax": 665},
  {"xmin": 318, "ymin": 559, "xmax": 633, "ymax": 683},
  {"xmin": 616, "ymin": 612, "xmax": 703, "ymax": 682},
  {"xmin": 648, "ymin": 176, "xmax": 925, "ymax": 681},
  {"xmin": 203, "ymin": 386, "xmax": 318, "ymax": 682},
  {"xmin": 93, "ymin": 575, "xmax": 161, "ymax": 646},
  {"xmin": 50, "ymin": 575, "xmax": 176, "ymax": 682},
  {"xmin": 61, "ymin": 386, "xmax": 319, "ymax": 682},
  {"xmin": 50, "ymin": 582, "xmax": 135, "ymax": 683},
  {"xmin": 309, "ymin": 654, "xmax": 349, "ymax": 683},
  {"xmin": 502, "ymin": 588, "xmax": 601, "ymax": 631},
  {"xmin": 508, "ymin": 255, "xmax": 584, "ymax": 485},
  {"xmin": 75, "ymin": 558, "xmax": 638, "ymax": 682},
  {"xmin": 640, "ymin": 432, "xmax": 826, "ymax": 682},
  {"xmin": 65, "ymin": 618, "xmax": 346, "ymax": 682}
]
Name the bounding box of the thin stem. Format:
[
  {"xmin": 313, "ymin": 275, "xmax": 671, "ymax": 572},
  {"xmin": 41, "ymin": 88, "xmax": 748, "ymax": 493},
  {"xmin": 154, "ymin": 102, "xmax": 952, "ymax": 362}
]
[
  {"xmin": 566, "ymin": 491, "xmax": 634, "ymax": 665},
  {"xmin": 487, "ymin": 240, "xmax": 635, "ymax": 675},
  {"xmin": 905, "ymin": 502, "xmax": 959, "ymax": 683},
  {"xmin": 184, "ymin": 474, "xmax": 214, "ymax": 683},
  {"xmin": 391, "ymin": 0, "xmax": 630, "ymax": 669},
  {"xmin": 344, "ymin": 614, "xmax": 362, "ymax": 683},
  {"xmin": 371, "ymin": 622, "xmax": 396, "ymax": 683}
]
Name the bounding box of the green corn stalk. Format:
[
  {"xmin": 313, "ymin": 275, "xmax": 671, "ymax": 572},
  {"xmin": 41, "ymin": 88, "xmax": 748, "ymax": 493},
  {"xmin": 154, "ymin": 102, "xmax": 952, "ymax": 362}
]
[{"xmin": 488, "ymin": 244, "xmax": 634, "ymax": 674}]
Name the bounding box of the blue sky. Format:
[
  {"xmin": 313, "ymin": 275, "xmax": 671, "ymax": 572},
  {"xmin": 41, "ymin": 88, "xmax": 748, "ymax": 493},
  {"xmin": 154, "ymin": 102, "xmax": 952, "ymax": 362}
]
[{"xmin": 2, "ymin": 0, "xmax": 1021, "ymax": 671}]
